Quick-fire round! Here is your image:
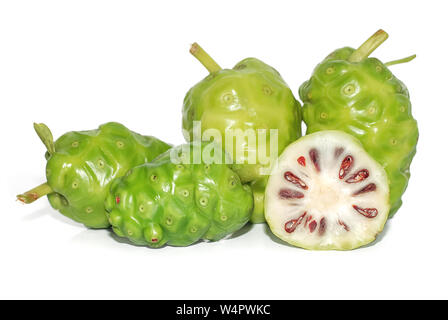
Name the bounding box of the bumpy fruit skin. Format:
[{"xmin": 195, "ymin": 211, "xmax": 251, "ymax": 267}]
[
  {"xmin": 105, "ymin": 142, "xmax": 254, "ymax": 247},
  {"xmin": 299, "ymin": 47, "xmax": 418, "ymax": 216},
  {"xmin": 46, "ymin": 122, "xmax": 171, "ymax": 228},
  {"xmin": 183, "ymin": 58, "xmax": 301, "ymax": 223}
]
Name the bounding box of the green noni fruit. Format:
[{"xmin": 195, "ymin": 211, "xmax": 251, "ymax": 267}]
[
  {"xmin": 182, "ymin": 43, "xmax": 301, "ymax": 223},
  {"xmin": 17, "ymin": 122, "xmax": 171, "ymax": 228},
  {"xmin": 105, "ymin": 142, "xmax": 253, "ymax": 247},
  {"xmin": 299, "ymin": 30, "xmax": 418, "ymax": 217}
]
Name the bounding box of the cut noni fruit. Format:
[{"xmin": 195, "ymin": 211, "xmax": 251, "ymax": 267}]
[{"xmin": 265, "ymin": 130, "xmax": 390, "ymax": 250}]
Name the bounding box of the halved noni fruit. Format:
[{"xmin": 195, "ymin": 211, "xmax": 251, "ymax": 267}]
[{"xmin": 265, "ymin": 131, "xmax": 390, "ymax": 250}]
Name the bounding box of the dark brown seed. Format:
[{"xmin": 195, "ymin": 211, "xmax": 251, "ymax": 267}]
[
  {"xmin": 346, "ymin": 169, "xmax": 369, "ymax": 183},
  {"xmin": 284, "ymin": 171, "xmax": 308, "ymax": 190},
  {"xmin": 339, "ymin": 155, "xmax": 354, "ymax": 179},
  {"xmin": 353, "ymin": 205, "xmax": 378, "ymax": 218},
  {"xmin": 304, "ymin": 215, "xmax": 312, "ymax": 227},
  {"xmin": 353, "ymin": 183, "xmax": 377, "ymax": 196},
  {"xmin": 318, "ymin": 217, "xmax": 326, "ymax": 236},
  {"xmin": 334, "ymin": 147, "xmax": 344, "ymax": 158},
  {"xmin": 338, "ymin": 220, "xmax": 350, "ymax": 232},
  {"xmin": 309, "ymin": 149, "xmax": 320, "ymax": 172},
  {"xmin": 279, "ymin": 189, "xmax": 304, "ymax": 199},
  {"xmin": 309, "ymin": 220, "xmax": 317, "ymax": 233},
  {"xmin": 284, "ymin": 212, "xmax": 307, "ymax": 233}
]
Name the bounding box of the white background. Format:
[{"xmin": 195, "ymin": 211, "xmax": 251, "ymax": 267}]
[{"xmin": 0, "ymin": 0, "xmax": 446, "ymax": 300}]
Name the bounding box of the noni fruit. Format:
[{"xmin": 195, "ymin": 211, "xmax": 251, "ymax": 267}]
[
  {"xmin": 299, "ymin": 30, "xmax": 418, "ymax": 216},
  {"xmin": 182, "ymin": 43, "xmax": 301, "ymax": 223},
  {"xmin": 105, "ymin": 142, "xmax": 254, "ymax": 247},
  {"xmin": 265, "ymin": 131, "xmax": 390, "ymax": 250},
  {"xmin": 17, "ymin": 122, "xmax": 171, "ymax": 228}
]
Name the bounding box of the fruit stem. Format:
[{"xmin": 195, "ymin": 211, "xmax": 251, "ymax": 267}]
[
  {"xmin": 17, "ymin": 183, "xmax": 53, "ymax": 204},
  {"xmin": 190, "ymin": 43, "xmax": 222, "ymax": 73},
  {"xmin": 34, "ymin": 123, "xmax": 55, "ymax": 155},
  {"xmin": 385, "ymin": 54, "xmax": 416, "ymax": 66},
  {"xmin": 348, "ymin": 29, "xmax": 389, "ymax": 63}
]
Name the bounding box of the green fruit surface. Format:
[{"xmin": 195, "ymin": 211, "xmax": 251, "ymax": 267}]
[
  {"xmin": 183, "ymin": 58, "xmax": 301, "ymax": 222},
  {"xmin": 299, "ymin": 47, "xmax": 418, "ymax": 216},
  {"xmin": 105, "ymin": 142, "xmax": 253, "ymax": 247},
  {"xmin": 46, "ymin": 122, "xmax": 171, "ymax": 228}
]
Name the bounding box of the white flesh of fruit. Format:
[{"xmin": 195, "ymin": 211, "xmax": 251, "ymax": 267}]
[{"xmin": 265, "ymin": 131, "xmax": 390, "ymax": 250}]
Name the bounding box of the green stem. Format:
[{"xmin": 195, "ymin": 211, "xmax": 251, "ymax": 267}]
[
  {"xmin": 34, "ymin": 123, "xmax": 55, "ymax": 155},
  {"xmin": 190, "ymin": 43, "xmax": 222, "ymax": 73},
  {"xmin": 348, "ymin": 29, "xmax": 389, "ymax": 63},
  {"xmin": 17, "ymin": 183, "xmax": 53, "ymax": 204},
  {"xmin": 385, "ymin": 54, "xmax": 416, "ymax": 66}
]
